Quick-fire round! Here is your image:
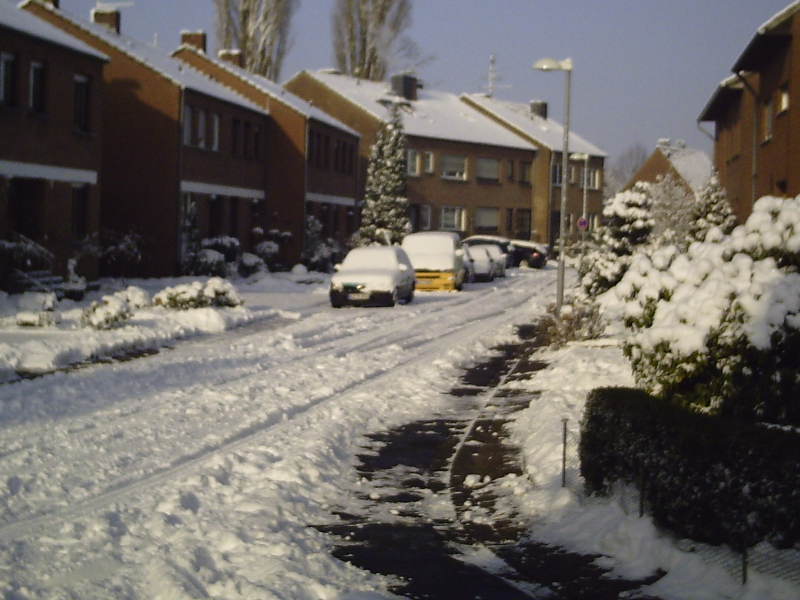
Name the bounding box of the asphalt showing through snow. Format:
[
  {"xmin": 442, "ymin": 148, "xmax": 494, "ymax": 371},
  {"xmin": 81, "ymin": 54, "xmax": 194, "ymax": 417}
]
[{"xmin": 316, "ymin": 322, "xmax": 666, "ymax": 599}]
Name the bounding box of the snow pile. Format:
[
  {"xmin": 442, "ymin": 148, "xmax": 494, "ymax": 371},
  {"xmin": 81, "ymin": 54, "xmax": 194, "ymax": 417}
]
[
  {"xmin": 154, "ymin": 278, "xmax": 243, "ymax": 309},
  {"xmin": 619, "ymin": 195, "xmax": 800, "ymax": 424}
]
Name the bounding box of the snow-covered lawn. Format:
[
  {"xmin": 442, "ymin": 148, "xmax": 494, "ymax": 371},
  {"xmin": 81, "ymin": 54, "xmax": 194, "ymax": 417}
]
[{"xmin": 0, "ymin": 267, "xmax": 797, "ymax": 599}]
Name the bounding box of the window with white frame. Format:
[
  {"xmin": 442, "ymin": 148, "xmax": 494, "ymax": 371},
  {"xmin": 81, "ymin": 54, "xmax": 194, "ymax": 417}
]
[
  {"xmin": 587, "ymin": 168, "xmax": 601, "ymax": 190},
  {"xmin": 423, "ymin": 151, "xmax": 434, "ymax": 173},
  {"xmin": 407, "ymin": 148, "xmax": 420, "ymax": 175},
  {"xmin": 418, "ymin": 204, "xmax": 431, "ymax": 230},
  {"xmin": 183, "ymin": 104, "xmax": 193, "ymax": 146},
  {"xmin": 569, "ymin": 165, "xmax": 578, "ymax": 185},
  {"xmin": 551, "ymin": 162, "xmax": 563, "ymax": 186},
  {"xmin": 29, "ymin": 61, "xmax": 45, "ymax": 113},
  {"xmin": 196, "ymin": 108, "xmax": 206, "ymax": 148},
  {"xmin": 441, "ymin": 206, "xmax": 465, "ymax": 231},
  {"xmin": 441, "ymin": 154, "xmax": 467, "ymax": 180},
  {"xmin": 475, "ymin": 207, "xmax": 499, "ymax": 232},
  {"xmin": 211, "ymin": 113, "xmax": 220, "ymax": 151},
  {"xmin": 0, "ymin": 52, "xmax": 15, "ymax": 106},
  {"xmin": 476, "ymin": 157, "xmax": 499, "ymax": 181}
]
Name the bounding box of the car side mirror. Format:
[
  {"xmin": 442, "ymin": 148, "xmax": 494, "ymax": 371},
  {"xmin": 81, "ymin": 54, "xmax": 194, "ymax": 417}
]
[{"xmin": 333, "ymin": 263, "xmax": 341, "ymax": 272}]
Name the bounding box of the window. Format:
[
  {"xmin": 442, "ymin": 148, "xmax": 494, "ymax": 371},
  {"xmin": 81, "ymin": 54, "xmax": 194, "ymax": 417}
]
[
  {"xmin": 208, "ymin": 195, "xmax": 224, "ymax": 236},
  {"xmin": 196, "ymin": 108, "xmax": 206, "ymax": 148},
  {"xmin": 506, "ymin": 208, "xmax": 514, "ymax": 232},
  {"xmin": 29, "ymin": 61, "xmax": 45, "ymax": 113},
  {"xmin": 232, "ymin": 118, "xmax": 241, "ymax": 155},
  {"xmin": 423, "ymin": 151, "xmax": 434, "ymax": 173},
  {"xmin": 587, "ymin": 168, "xmax": 601, "ymax": 190},
  {"xmin": 211, "ymin": 113, "xmax": 220, "ymax": 151},
  {"xmin": 243, "ymin": 121, "xmax": 252, "ymax": 158},
  {"xmin": 507, "ymin": 159, "xmax": 515, "ymax": 181},
  {"xmin": 475, "ymin": 207, "xmax": 499, "ymax": 232},
  {"xmin": 520, "ymin": 161, "xmax": 531, "ymax": 184},
  {"xmin": 551, "ymin": 162, "xmax": 563, "ymax": 186},
  {"xmin": 229, "ymin": 197, "xmax": 239, "ymax": 236},
  {"xmin": 763, "ymin": 99, "xmax": 774, "ymax": 141},
  {"xmin": 253, "ymin": 126, "xmax": 261, "ymax": 160},
  {"xmin": 419, "ymin": 204, "xmax": 431, "ymax": 230},
  {"xmin": 307, "ymin": 132, "xmax": 315, "ymax": 164},
  {"xmin": 407, "ymin": 149, "xmax": 420, "ymax": 176},
  {"xmin": 73, "ymin": 74, "xmax": 90, "ymax": 133},
  {"xmin": 441, "ymin": 154, "xmax": 467, "ymax": 180},
  {"xmin": 515, "ymin": 209, "xmax": 531, "ymax": 236},
  {"xmin": 71, "ymin": 184, "xmax": 89, "ymax": 238},
  {"xmin": 476, "ymin": 158, "xmax": 499, "ymax": 181},
  {"xmin": 323, "ymin": 135, "xmax": 330, "ymax": 169},
  {"xmin": 183, "ymin": 105, "xmax": 193, "ymax": 145},
  {"xmin": 779, "ymin": 85, "xmax": 790, "ymax": 113},
  {"xmin": 1, "ymin": 52, "xmax": 16, "ymax": 106},
  {"xmin": 441, "ymin": 206, "xmax": 465, "ymax": 231}
]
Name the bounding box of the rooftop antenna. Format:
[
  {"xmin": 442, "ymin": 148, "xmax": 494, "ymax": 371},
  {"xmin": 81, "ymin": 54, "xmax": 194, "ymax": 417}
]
[{"xmin": 484, "ymin": 54, "xmax": 510, "ymax": 97}]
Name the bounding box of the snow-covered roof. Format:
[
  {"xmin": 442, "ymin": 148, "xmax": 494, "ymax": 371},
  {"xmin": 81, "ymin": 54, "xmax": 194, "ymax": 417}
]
[
  {"xmin": 22, "ymin": 1, "xmax": 264, "ymax": 114},
  {"xmin": 1, "ymin": 2, "xmax": 107, "ymax": 61},
  {"xmin": 297, "ymin": 70, "xmax": 536, "ymax": 151},
  {"xmin": 462, "ymin": 93, "xmax": 607, "ymax": 158},
  {"xmin": 733, "ymin": 1, "xmax": 800, "ymax": 72},
  {"xmin": 657, "ymin": 140, "xmax": 712, "ymax": 192},
  {"xmin": 758, "ymin": 1, "xmax": 800, "ymax": 34},
  {"xmin": 174, "ymin": 46, "xmax": 359, "ymax": 137}
]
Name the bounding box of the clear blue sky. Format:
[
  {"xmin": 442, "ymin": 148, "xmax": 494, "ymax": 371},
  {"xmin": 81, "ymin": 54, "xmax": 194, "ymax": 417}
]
[{"xmin": 39, "ymin": 1, "xmax": 795, "ymax": 161}]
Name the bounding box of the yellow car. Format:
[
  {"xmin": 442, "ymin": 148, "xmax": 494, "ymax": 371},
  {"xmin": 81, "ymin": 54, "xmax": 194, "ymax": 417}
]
[{"xmin": 401, "ymin": 231, "xmax": 467, "ymax": 291}]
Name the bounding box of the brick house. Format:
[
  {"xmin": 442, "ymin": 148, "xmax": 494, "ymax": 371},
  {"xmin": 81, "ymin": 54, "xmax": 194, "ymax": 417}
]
[
  {"xmin": 172, "ymin": 42, "xmax": 360, "ymax": 261},
  {"xmin": 698, "ymin": 1, "xmax": 800, "ymax": 221},
  {"xmin": 461, "ymin": 94, "xmax": 606, "ymax": 247},
  {"xmin": 624, "ymin": 139, "xmax": 712, "ymax": 196},
  {"xmin": 285, "ymin": 70, "xmax": 537, "ymax": 240},
  {"xmin": 22, "ymin": 0, "xmax": 268, "ymax": 277},
  {"xmin": 1, "ymin": 1, "xmax": 106, "ymax": 281}
]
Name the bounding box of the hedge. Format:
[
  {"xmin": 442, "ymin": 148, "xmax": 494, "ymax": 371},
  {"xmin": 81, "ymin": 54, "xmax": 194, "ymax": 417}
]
[{"xmin": 580, "ymin": 387, "xmax": 800, "ymax": 550}]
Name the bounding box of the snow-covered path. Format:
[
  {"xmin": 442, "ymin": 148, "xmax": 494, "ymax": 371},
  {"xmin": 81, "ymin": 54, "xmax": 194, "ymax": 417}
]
[{"xmin": 0, "ymin": 270, "xmax": 554, "ymax": 599}]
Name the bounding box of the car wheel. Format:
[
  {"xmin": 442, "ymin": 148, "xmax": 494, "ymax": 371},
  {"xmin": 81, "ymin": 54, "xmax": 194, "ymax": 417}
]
[
  {"xmin": 386, "ymin": 288, "xmax": 398, "ymax": 307},
  {"xmin": 405, "ymin": 288, "xmax": 414, "ymax": 304}
]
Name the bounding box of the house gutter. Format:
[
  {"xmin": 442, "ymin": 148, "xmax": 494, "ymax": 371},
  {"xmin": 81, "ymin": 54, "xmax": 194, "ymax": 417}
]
[{"xmin": 735, "ymin": 71, "xmax": 759, "ymax": 206}]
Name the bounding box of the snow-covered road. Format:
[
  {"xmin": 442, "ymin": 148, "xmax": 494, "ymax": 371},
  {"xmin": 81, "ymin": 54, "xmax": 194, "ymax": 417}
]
[{"xmin": 0, "ymin": 269, "xmax": 554, "ymax": 599}]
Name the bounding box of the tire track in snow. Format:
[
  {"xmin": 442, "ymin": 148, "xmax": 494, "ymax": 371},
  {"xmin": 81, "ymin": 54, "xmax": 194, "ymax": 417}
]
[{"xmin": 0, "ymin": 272, "xmax": 552, "ymax": 543}]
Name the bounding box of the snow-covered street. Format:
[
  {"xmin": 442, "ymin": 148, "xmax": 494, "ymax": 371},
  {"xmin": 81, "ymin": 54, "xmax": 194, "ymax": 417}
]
[
  {"xmin": 0, "ymin": 269, "xmax": 555, "ymax": 598},
  {"xmin": 1, "ymin": 267, "xmax": 798, "ymax": 599}
]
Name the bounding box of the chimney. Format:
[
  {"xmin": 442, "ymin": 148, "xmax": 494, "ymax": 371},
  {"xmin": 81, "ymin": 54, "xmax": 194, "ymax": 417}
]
[
  {"xmin": 390, "ymin": 73, "xmax": 420, "ymax": 101},
  {"xmin": 218, "ymin": 49, "xmax": 244, "ymax": 68},
  {"xmin": 91, "ymin": 8, "xmax": 120, "ymax": 33},
  {"xmin": 530, "ymin": 100, "xmax": 547, "ymax": 119},
  {"xmin": 181, "ymin": 30, "xmax": 207, "ymax": 54}
]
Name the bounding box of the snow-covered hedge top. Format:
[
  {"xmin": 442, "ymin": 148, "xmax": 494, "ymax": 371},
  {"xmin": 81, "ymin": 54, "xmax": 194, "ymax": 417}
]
[
  {"xmin": 618, "ymin": 195, "xmax": 800, "ymax": 354},
  {"xmin": 153, "ymin": 278, "xmax": 242, "ymax": 310}
]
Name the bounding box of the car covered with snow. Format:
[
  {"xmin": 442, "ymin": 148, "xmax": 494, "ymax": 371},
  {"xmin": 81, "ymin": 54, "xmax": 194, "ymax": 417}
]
[
  {"xmin": 510, "ymin": 239, "xmax": 548, "ymax": 269},
  {"xmin": 463, "ymin": 245, "xmax": 495, "ymax": 282},
  {"xmin": 477, "ymin": 243, "xmax": 506, "ymax": 277},
  {"xmin": 329, "ymin": 246, "xmax": 416, "ymax": 307},
  {"xmin": 401, "ymin": 231, "xmax": 467, "ymax": 291},
  {"xmin": 462, "ymin": 235, "xmax": 512, "ymax": 267}
]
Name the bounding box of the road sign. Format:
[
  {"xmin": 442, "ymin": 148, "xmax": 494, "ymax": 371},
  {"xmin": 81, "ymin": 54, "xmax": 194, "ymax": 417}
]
[{"xmin": 577, "ymin": 217, "xmax": 589, "ymax": 231}]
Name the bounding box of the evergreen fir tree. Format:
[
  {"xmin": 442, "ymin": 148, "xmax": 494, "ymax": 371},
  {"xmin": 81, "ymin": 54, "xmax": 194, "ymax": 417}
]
[
  {"xmin": 353, "ymin": 104, "xmax": 411, "ymax": 246},
  {"xmin": 688, "ymin": 174, "xmax": 737, "ymax": 243}
]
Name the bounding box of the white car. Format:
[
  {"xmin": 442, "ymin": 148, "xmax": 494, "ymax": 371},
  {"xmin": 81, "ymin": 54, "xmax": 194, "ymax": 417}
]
[
  {"xmin": 470, "ymin": 243, "xmax": 505, "ymax": 278},
  {"xmin": 464, "ymin": 245, "xmax": 494, "ymax": 282},
  {"xmin": 330, "ymin": 246, "xmax": 416, "ymax": 307}
]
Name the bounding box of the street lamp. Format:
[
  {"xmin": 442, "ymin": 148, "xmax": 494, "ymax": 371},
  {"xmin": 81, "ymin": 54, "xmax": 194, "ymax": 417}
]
[{"xmin": 533, "ymin": 57, "xmax": 572, "ymax": 314}]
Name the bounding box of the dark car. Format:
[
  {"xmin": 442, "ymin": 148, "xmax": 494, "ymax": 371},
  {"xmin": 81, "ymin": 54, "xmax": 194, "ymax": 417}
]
[{"xmin": 509, "ymin": 240, "xmax": 548, "ymax": 268}]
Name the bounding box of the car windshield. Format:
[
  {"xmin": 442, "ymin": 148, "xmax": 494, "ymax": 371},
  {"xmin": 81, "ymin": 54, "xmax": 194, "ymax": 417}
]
[{"xmin": 342, "ymin": 247, "xmax": 397, "ymax": 270}]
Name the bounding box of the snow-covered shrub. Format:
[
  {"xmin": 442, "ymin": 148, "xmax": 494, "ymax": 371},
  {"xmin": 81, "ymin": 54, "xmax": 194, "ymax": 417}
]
[
  {"xmin": 153, "ymin": 278, "xmax": 242, "ymax": 310},
  {"xmin": 622, "ymin": 195, "xmax": 800, "ymax": 425},
  {"xmin": 301, "ymin": 215, "xmax": 339, "ymax": 272},
  {"xmin": 115, "ymin": 285, "xmax": 150, "ymax": 309},
  {"xmin": 254, "ymin": 235, "xmax": 287, "ymax": 271},
  {"xmin": 543, "ymin": 300, "xmax": 606, "ymax": 348},
  {"xmin": 579, "ymin": 183, "xmax": 653, "ymax": 297},
  {"xmin": 255, "ymin": 240, "xmax": 279, "ymax": 261},
  {"xmin": 581, "ymin": 387, "xmax": 800, "ymax": 550},
  {"xmin": 185, "ymin": 249, "xmax": 227, "ymax": 277},
  {"xmin": 688, "ymin": 174, "xmax": 737, "ymax": 244},
  {"xmin": 237, "ymin": 252, "xmax": 265, "ymax": 277},
  {"xmin": 16, "ymin": 310, "xmax": 60, "ymax": 327},
  {"xmin": 81, "ymin": 295, "xmax": 132, "ymax": 330},
  {"xmin": 201, "ymin": 236, "xmax": 240, "ymax": 263}
]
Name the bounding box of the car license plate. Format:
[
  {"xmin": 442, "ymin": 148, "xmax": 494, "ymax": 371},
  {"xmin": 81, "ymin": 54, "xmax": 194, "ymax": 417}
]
[{"xmin": 348, "ymin": 292, "xmax": 369, "ymax": 300}]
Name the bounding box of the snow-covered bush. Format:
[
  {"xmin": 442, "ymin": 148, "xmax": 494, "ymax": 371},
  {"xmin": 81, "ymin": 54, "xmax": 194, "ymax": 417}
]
[
  {"xmin": 153, "ymin": 278, "xmax": 242, "ymax": 310},
  {"xmin": 301, "ymin": 215, "xmax": 340, "ymax": 272},
  {"xmin": 621, "ymin": 195, "xmax": 800, "ymax": 425},
  {"xmin": 237, "ymin": 252, "xmax": 265, "ymax": 277},
  {"xmin": 185, "ymin": 248, "xmax": 227, "ymax": 278},
  {"xmin": 543, "ymin": 300, "xmax": 606, "ymax": 348},
  {"xmin": 201, "ymin": 236, "xmax": 241, "ymax": 263},
  {"xmin": 116, "ymin": 285, "xmax": 150, "ymax": 309},
  {"xmin": 579, "ymin": 183, "xmax": 653, "ymax": 297},
  {"xmin": 16, "ymin": 310, "xmax": 60, "ymax": 327},
  {"xmin": 688, "ymin": 174, "xmax": 737, "ymax": 244},
  {"xmin": 81, "ymin": 295, "xmax": 132, "ymax": 330}
]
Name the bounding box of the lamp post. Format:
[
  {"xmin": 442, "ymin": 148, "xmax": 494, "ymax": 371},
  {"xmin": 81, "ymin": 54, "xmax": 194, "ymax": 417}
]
[{"xmin": 533, "ymin": 57, "xmax": 572, "ymax": 314}]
